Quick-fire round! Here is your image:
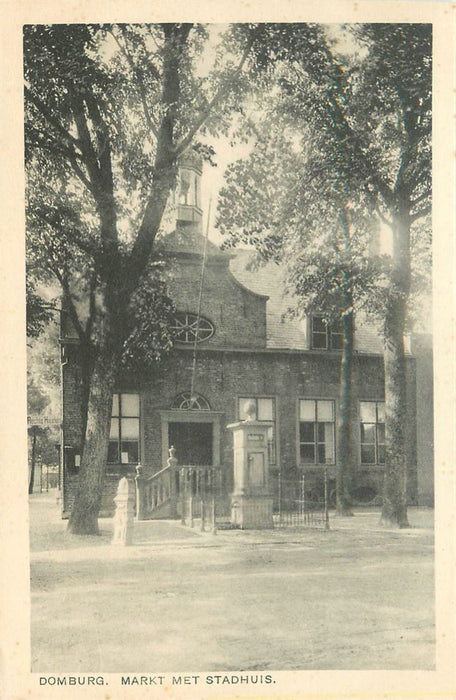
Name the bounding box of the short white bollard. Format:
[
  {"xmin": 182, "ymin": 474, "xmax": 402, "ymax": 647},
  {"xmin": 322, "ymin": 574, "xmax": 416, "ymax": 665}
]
[{"xmin": 112, "ymin": 477, "xmax": 135, "ymax": 546}]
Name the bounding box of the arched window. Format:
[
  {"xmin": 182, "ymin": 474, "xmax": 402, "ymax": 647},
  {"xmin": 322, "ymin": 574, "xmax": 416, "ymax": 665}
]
[
  {"xmin": 171, "ymin": 392, "xmax": 211, "ymax": 410},
  {"xmin": 171, "ymin": 312, "xmax": 214, "ymax": 344}
]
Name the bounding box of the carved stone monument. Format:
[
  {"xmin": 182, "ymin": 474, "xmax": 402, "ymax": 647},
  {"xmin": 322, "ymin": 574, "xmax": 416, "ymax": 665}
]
[
  {"xmin": 112, "ymin": 476, "xmax": 135, "ymax": 545},
  {"xmin": 228, "ymin": 399, "xmax": 274, "ymax": 529}
]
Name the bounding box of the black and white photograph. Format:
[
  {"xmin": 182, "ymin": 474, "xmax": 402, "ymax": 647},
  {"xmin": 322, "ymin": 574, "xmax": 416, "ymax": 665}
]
[{"xmin": 1, "ymin": 2, "xmax": 455, "ymax": 699}]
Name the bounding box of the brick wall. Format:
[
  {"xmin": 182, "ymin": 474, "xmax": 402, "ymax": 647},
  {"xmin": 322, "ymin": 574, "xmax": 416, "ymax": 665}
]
[{"xmin": 167, "ymin": 257, "xmax": 268, "ymax": 349}]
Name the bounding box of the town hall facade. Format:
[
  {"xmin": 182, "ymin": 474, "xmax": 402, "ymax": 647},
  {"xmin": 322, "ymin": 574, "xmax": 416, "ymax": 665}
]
[{"xmin": 60, "ymin": 154, "xmax": 433, "ymax": 518}]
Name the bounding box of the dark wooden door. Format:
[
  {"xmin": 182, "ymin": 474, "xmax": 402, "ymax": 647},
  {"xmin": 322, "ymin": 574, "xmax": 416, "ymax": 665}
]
[{"xmin": 168, "ymin": 422, "xmax": 213, "ymax": 465}]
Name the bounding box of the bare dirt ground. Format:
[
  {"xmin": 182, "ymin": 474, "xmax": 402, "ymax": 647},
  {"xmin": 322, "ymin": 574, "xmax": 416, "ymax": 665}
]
[{"xmin": 30, "ymin": 491, "xmax": 434, "ymax": 672}]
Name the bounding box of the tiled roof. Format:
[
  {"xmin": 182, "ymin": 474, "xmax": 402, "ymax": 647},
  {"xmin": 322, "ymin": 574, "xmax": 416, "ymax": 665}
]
[
  {"xmin": 157, "ymin": 225, "xmax": 230, "ymax": 260},
  {"xmin": 229, "ymin": 250, "xmax": 307, "ymax": 350},
  {"xmin": 159, "ymin": 227, "xmax": 385, "ymax": 354},
  {"xmin": 229, "ymin": 249, "xmax": 384, "ymax": 354}
]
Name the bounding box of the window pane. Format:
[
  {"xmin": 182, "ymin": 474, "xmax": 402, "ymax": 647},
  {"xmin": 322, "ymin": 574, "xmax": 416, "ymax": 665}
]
[
  {"xmin": 317, "ymin": 400, "xmax": 334, "ymax": 421},
  {"xmin": 377, "ymin": 402, "xmax": 385, "ymax": 422},
  {"xmin": 317, "ymin": 423, "xmax": 334, "ymax": 463},
  {"xmin": 121, "ymin": 441, "xmax": 138, "ymax": 463},
  {"xmin": 300, "ymin": 422, "xmax": 314, "ymax": 442},
  {"xmin": 111, "ymin": 394, "xmax": 119, "ymax": 417},
  {"xmin": 109, "ymin": 418, "xmax": 119, "ymax": 440},
  {"xmin": 122, "ymin": 393, "xmax": 139, "ymax": 416},
  {"xmin": 378, "ymin": 444, "xmax": 385, "ymax": 464},
  {"xmin": 107, "ymin": 441, "xmax": 119, "ymax": 463},
  {"xmin": 317, "ymin": 444, "xmax": 327, "ymax": 464},
  {"xmin": 257, "ymin": 398, "xmax": 274, "ymax": 421},
  {"xmin": 361, "ymin": 424, "xmax": 376, "ymax": 443},
  {"xmin": 312, "ymin": 317, "xmax": 326, "ymax": 333},
  {"xmin": 360, "ymin": 401, "xmax": 376, "ymax": 422},
  {"xmin": 238, "ymin": 397, "xmax": 253, "ymax": 421},
  {"xmin": 299, "ymin": 400, "xmax": 315, "ymax": 421},
  {"xmin": 312, "ymin": 332, "xmax": 327, "ymax": 349},
  {"xmin": 361, "ymin": 445, "xmax": 376, "ymax": 464},
  {"xmin": 267, "ymin": 426, "xmax": 276, "ymax": 464},
  {"xmin": 121, "ymin": 418, "xmax": 139, "ymax": 439},
  {"xmin": 377, "ymin": 423, "xmax": 385, "ymax": 443},
  {"xmin": 300, "ymin": 443, "xmax": 315, "ymax": 463},
  {"xmin": 331, "ymin": 332, "xmax": 343, "ymax": 350}
]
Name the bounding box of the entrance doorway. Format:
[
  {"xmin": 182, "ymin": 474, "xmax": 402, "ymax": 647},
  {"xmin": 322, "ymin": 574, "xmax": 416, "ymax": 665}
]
[{"xmin": 168, "ymin": 422, "xmax": 213, "ymax": 465}]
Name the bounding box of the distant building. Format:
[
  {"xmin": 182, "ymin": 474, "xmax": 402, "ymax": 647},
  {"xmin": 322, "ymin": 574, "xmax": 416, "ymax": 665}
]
[{"xmin": 60, "ymin": 154, "xmax": 433, "ymax": 517}]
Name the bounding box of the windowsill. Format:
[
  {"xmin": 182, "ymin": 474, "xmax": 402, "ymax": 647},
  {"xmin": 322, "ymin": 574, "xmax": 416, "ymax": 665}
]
[{"xmin": 299, "ymin": 464, "xmax": 336, "ymax": 469}]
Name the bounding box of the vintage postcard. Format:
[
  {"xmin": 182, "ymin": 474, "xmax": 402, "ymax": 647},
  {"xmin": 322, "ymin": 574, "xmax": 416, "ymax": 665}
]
[{"xmin": 1, "ymin": 1, "xmax": 455, "ymax": 699}]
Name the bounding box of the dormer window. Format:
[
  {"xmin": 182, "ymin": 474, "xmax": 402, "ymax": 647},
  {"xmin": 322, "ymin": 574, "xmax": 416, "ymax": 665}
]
[
  {"xmin": 311, "ymin": 316, "xmax": 343, "ymax": 351},
  {"xmin": 171, "ymin": 312, "xmax": 214, "ymax": 344}
]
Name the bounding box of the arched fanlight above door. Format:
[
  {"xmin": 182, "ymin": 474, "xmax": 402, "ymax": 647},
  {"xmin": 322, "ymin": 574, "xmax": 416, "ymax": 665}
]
[{"xmin": 171, "ymin": 392, "xmax": 211, "ymax": 410}]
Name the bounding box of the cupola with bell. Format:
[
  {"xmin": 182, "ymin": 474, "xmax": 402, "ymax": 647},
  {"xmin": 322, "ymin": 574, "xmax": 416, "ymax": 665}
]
[{"xmin": 176, "ymin": 150, "xmax": 203, "ymax": 229}]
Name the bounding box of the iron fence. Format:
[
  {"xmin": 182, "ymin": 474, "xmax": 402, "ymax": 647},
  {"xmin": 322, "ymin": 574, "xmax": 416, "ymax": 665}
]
[{"xmin": 274, "ymin": 469, "xmax": 330, "ymax": 530}]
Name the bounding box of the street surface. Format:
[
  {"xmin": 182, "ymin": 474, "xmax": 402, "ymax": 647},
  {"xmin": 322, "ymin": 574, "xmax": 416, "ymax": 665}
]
[{"xmin": 30, "ymin": 492, "xmax": 434, "ymax": 672}]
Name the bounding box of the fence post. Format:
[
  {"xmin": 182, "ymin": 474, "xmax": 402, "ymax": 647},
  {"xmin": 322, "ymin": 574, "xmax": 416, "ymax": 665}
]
[
  {"xmin": 180, "ymin": 468, "xmax": 186, "ymax": 525},
  {"xmin": 200, "ymin": 469, "xmax": 205, "ymax": 532},
  {"xmin": 324, "ymin": 468, "xmax": 330, "ymax": 530},
  {"xmin": 211, "ymin": 468, "xmax": 217, "ymax": 535},
  {"xmin": 189, "ymin": 468, "xmax": 194, "ymax": 528},
  {"xmin": 278, "ymin": 471, "xmax": 282, "ymax": 525}
]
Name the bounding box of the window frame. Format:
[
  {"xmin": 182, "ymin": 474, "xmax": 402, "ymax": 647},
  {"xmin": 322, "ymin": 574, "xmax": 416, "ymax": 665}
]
[
  {"xmin": 310, "ymin": 315, "xmax": 343, "ymax": 351},
  {"xmin": 237, "ymin": 396, "xmax": 277, "ymax": 465},
  {"xmin": 171, "ymin": 312, "xmax": 215, "ymax": 344},
  {"xmin": 359, "ymin": 400, "xmax": 385, "ymax": 465},
  {"xmin": 171, "ymin": 392, "xmax": 211, "ymax": 411},
  {"xmin": 108, "ymin": 392, "xmax": 141, "ymax": 465},
  {"xmin": 298, "ymin": 398, "xmax": 336, "ymax": 466}
]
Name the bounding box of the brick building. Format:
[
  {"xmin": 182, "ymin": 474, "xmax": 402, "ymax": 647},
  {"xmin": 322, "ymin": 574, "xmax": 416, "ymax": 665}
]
[{"xmin": 60, "ymin": 154, "xmax": 433, "ymax": 518}]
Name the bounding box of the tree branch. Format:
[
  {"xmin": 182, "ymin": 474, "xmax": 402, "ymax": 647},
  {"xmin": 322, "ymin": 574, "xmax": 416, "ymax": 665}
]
[
  {"xmin": 24, "ymin": 85, "xmax": 82, "ymax": 150},
  {"xmin": 56, "ymin": 271, "xmax": 88, "ymax": 344},
  {"xmin": 108, "ymin": 27, "xmax": 160, "ymax": 140},
  {"xmin": 175, "ymin": 30, "xmax": 255, "ymax": 157},
  {"xmin": 410, "ymin": 204, "xmax": 431, "ymax": 223}
]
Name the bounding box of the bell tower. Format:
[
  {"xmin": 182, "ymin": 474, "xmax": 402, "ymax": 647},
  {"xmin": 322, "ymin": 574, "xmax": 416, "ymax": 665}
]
[{"xmin": 177, "ymin": 151, "xmax": 203, "ymax": 229}]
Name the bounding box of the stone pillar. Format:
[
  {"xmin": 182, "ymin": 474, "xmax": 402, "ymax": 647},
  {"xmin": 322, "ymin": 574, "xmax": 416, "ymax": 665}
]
[
  {"xmin": 227, "ymin": 400, "xmax": 274, "ymax": 529},
  {"xmin": 112, "ymin": 477, "xmax": 135, "ymax": 545},
  {"xmin": 167, "ymin": 446, "xmax": 178, "ymax": 518}
]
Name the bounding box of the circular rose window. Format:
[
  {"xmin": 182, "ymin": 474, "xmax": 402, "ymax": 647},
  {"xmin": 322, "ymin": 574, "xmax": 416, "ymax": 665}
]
[{"xmin": 171, "ymin": 312, "xmax": 214, "ymax": 344}]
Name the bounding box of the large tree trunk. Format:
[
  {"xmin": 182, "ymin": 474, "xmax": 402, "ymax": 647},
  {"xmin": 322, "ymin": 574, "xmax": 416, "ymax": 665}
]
[
  {"xmin": 336, "ymin": 309, "xmax": 355, "ymax": 515},
  {"xmin": 381, "ymin": 204, "xmax": 411, "ymax": 528},
  {"xmin": 67, "ymin": 349, "xmax": 117, "ymax": 535}
]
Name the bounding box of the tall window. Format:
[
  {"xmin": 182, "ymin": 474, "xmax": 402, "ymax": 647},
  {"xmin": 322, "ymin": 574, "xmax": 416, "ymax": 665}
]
[
  {"xmin": 311, "ymin": 316, "xmax": 343, "ymax": 350},
  {"xmin": 299, "ymin": 399, "xmax": 335, "ymax": 465},
  {"xmin": 360, "ymin": 401, "xmax": 385, "ymax": 464},
  {"xmin": 108, "ymin": 393, "xmax": 140, "ymax": 464},
  {"xmin": 238, "ymin": 397, "xmax": 276, "ymax": 465}
]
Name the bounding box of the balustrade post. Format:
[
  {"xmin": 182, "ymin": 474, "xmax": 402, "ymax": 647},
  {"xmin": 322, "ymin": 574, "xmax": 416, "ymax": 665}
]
[{"xmin": 135, "ymin": 464, "xmax": 145, "ymax": 521}]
